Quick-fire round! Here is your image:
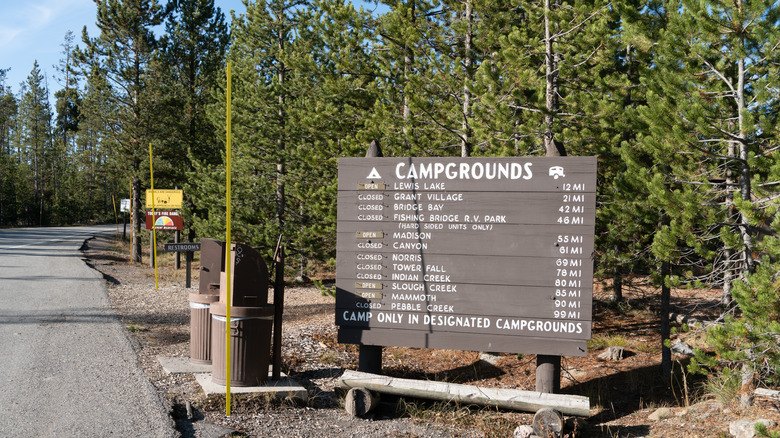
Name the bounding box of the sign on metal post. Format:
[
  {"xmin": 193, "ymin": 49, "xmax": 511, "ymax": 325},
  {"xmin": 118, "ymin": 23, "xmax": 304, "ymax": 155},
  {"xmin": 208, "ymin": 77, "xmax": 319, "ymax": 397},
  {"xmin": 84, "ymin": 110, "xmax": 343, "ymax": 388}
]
[
  {"xmin": 336, "ymin": 157, "xmax": 597, "ymax": 357},
  {"xmin": 120, "ymin": 198, "xmax": 131, "ymax": 213},
  {"xmin": 145, "ymin": 189, "xmax": 183, "ymax": 209}
]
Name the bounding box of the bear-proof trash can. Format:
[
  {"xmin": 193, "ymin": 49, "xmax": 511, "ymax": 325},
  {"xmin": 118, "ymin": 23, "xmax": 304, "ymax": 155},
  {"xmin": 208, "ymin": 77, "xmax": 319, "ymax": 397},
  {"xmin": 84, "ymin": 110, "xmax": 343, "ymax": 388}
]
[
  {"xmin": 188, "ymin": 294, "xmax": 219, "ymax": 364},
  {"xmin": 209, "ymin": 242, "xmax": 274, "ymax": 386},
  {"xmin": 210, "ymin": 302, "xmax": 274, "ymax": 386},
  {"xmin": 189, "ymin": 238, "xmax": 225, "ymax": 364}
]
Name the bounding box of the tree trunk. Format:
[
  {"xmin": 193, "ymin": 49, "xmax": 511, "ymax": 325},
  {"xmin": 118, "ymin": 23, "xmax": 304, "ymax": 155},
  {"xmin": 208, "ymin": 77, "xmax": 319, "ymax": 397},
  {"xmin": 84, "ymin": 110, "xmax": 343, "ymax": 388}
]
[
  {"xmin": 736, "ymin": 56, "xmax": 753, "ymax": 276},
  {"xmin": 402, "ymin": 1, "xmax": 415, "ymax": 149},
  {"xmin": 612, "ymin": 269, "xmax": 623, "ymax": 303},
  {"xmin": 276, "ymin": 20, "xmax": 286, "ymax": 232},
  {"xmin": 723, "ymin": 132, "xmax": 736, "ymax": 306},
  {"xmin": 740, "ymin": 351, "xmax": 755, "ymax": 408},
  {"xmin": 461, "ymin": 0, "xmax": 473, "ymax": 158},
  {"xmin": 544, "ymin": 0, "xmax": 565, "ymax": 157},
  {"xmin": 661, "ymin": 260, "xmax": 671, "ymax": 379},
  {"xmin": 131, "ymin": 177, "xmax": 142, "ymax": 263},
  {"xmin": 339, "ymin": 370, "xmax": 590, "ymax": 416}
]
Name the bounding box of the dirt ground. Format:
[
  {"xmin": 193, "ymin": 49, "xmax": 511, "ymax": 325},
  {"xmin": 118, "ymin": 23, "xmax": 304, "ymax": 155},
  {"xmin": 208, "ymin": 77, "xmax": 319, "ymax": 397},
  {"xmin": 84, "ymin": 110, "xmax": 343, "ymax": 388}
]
[{"xmin": 81, "ymin": 234, "xmax": 780, "ymax": 437}]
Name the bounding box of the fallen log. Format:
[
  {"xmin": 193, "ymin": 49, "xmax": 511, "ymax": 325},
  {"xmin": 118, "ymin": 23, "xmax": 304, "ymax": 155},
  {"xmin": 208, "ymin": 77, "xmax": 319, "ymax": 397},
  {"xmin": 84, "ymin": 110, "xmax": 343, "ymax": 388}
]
[
  {"xmin": 756, "ymin": 388, "xmax": 780, "ymax": 399},
  {"xmin": 756, "ymin": 388, "xmax": 780, "ymax": 411},
  {"xmin": 338, "ymin": 370, "xmax": 590, "ymax": 417}
]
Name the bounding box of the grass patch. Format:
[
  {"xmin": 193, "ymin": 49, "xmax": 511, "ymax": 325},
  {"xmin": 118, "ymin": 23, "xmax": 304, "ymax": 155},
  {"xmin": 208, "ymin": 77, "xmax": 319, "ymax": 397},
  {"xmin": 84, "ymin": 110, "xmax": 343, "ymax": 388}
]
[
  {"xmin": 319, "ymin": 350, "xmax": 340, "ymax": 365},
  {"xmin": 588, "ymin": 334, "xmax": 629, "ymax": 350},
  {"xmin": 395, "ymin": 398, "xmax": 519, "ymax": 437},
  {"xmin": 702, "ymin": 367, "xmax": 741, "ymax": 405}
]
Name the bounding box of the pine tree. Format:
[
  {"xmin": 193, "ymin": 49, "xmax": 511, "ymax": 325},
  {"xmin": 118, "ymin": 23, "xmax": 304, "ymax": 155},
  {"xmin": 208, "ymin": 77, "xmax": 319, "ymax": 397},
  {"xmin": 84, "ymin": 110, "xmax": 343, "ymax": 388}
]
[
  {"xmin": 192, "ymin": 0, "xmax": 379, "ymax": 274},
  {"xmin": 52, "ymin": 31, "xmax": 83, "ymax": 224},
  {"xmin": 472, "ymin": 0, "xmax": 620, "ymax": 158},
  {"xmin": 158, "ymin": 0, "xmax": 229, "ymax": 237},
  {"xmin": 634, "ymin": 0, "xmax": 780, "ymax": 399},
  {"xmin": 17, "ymin": 61, "xmax": 55, "ymax": 225},
  {"xmin": 73, "ymin": 66, "xmax": 117, "ymax": 223},
  {"xmin": 0, "ymin": 68, "xmax": 18, "ymax": 225},
  {"xmin": 198, "ymin": 0, "xmax": 311, "ymax": 254},
  {"xmin": 368, "ymin": 0, "xmax": 448, "ymax": 156},
  {"xmin": 76, "ymin": 0, "xmax": 166, "ymax": 261}
]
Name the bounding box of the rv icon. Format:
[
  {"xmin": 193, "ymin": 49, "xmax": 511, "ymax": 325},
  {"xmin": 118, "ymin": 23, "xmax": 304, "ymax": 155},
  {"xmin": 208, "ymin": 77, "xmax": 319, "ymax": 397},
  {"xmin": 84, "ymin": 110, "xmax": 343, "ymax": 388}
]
[{"xmin": 549, "ymin": 166, "xmax": 565, "ymax": 179}]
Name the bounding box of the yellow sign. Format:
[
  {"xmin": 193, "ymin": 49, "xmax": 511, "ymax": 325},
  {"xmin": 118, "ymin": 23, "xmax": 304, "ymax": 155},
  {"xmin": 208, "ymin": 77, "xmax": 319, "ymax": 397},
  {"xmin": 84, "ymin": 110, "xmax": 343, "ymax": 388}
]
[{"xmin": 145, "ymin": 189, "xmax": 183, "ymax": 209}]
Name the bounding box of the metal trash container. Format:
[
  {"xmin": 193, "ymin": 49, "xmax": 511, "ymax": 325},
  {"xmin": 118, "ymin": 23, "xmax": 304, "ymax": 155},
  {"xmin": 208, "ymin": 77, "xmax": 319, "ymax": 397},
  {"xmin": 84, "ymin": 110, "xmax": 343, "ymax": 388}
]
[
  {"xmin": 188, "ymin": 238, "xmax": 225, "ymax": 364},
  {"xmin": 210, "ymin": 303, "xmax": 274, "ymax": 386},
  {"xmin": 210, "ymin": 242, "xmax": 274, "ymax": 386},
  {"xmin": 188, "ymin": 296, "xmax": 219, "ymax": 364}
]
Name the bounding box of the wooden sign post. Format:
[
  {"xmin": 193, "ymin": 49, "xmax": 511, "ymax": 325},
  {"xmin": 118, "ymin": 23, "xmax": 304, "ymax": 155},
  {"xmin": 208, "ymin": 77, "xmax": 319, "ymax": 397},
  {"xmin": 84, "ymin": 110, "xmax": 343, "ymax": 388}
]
[{"xmin": 336, "ymin": 156, "xmax": 597, "ymax": 393}]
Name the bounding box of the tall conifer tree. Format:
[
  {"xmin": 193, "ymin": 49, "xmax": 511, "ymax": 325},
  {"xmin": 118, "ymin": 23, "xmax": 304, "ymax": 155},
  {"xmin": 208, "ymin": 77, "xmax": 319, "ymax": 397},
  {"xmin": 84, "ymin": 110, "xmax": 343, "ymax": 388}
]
[
  {"xmin": 158, "ymin": 0, "xmax": 229, "ymax": 235},
  {"xmin": 18, "ymin": 62, "xmax": 55, "ymax": 225},
  {"xmin": 632, "ymin": 0, "xmax": 780, "ymax": 394},
  {"xmin": 76, "ymin": 0, "xmax": 166, "ymax": 261}
]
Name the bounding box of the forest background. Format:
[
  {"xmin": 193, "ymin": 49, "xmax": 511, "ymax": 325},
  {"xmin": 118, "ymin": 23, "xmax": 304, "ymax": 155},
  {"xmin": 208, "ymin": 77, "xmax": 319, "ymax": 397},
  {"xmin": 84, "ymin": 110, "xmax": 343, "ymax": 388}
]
[{"xmin": 1, "ymin": 0, "xmax": 779, "ymax": 405}]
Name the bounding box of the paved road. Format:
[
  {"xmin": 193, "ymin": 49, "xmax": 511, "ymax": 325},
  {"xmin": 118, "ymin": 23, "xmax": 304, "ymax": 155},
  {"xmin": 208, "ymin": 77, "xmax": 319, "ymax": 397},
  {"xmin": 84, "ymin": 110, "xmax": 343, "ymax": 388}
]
[{"xmin": 0, "ymin": 225, "xmax": 176, "ymax": 437}]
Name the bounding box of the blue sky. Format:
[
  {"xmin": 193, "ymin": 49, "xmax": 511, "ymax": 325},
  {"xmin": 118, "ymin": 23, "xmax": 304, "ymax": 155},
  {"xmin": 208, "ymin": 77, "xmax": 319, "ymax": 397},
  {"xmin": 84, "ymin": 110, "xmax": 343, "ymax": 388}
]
[{"xmin": 0, "ymin": 0, "xmax": 248, "ymax": 97}]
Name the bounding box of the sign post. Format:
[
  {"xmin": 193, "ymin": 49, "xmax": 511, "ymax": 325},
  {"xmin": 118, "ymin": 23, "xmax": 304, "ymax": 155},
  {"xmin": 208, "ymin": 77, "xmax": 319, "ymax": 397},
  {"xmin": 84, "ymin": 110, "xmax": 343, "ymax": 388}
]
[
  {"xmin": 163, "ymin": 243, "xmax": 201, "ymax": 288},
  {"xmin": 336, "ymin": 156, "xmax": 597, "ymax": 385},
  {"xmin": 120, "ymin": 199, "xmax": 130, "ymax": 240}
]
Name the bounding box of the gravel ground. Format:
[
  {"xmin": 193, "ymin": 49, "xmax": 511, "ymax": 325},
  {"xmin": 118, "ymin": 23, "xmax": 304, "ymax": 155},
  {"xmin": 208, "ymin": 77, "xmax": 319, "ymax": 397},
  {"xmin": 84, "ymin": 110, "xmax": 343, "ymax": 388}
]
[
  {"xmin": 82, "ymin": 235, "xmax": 481, "ymax": 437},
  {"xmin": 82, "ymin": 233, "xmax": 780, "ymax": 437}
]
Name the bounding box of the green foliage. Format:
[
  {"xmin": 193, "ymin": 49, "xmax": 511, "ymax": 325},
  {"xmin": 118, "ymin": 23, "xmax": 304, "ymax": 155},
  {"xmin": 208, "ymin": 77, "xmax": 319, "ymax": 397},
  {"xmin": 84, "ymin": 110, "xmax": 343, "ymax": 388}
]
[
  {"xmin": 313, "ymin": 278, "xmax": 335, "ymax": 298},
  {"xmin": 755, "ymin": 422, "xmax": 780, "ymax": 438}
]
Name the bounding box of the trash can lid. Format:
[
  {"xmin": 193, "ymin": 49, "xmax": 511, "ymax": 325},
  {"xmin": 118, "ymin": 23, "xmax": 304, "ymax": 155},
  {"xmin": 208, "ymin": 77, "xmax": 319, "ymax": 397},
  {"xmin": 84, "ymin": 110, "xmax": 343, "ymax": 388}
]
[
  {"xmin": 209, "ymin": 302, "xmax": 275, "ymax": 318},
  {"xmin": 189, "ymin": 293, "xmax": 220, "ymax": 304}
]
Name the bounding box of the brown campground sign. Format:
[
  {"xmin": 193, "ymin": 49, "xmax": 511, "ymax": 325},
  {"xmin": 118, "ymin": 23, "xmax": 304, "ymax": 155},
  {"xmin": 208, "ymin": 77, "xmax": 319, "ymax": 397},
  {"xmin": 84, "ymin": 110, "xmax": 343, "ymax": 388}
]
[{"xmin": 335, "ymin": 157, "xmax": 597, "ymax": 357}]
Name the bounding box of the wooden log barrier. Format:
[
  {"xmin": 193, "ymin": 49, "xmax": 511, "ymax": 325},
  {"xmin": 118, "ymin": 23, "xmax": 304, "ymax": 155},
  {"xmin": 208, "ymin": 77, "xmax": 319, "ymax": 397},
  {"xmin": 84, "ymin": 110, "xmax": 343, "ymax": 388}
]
[
  {"xmin": 345, "ymin": 387, "xmax": 381, "ymax": 417},
  {"xmin": 338, "ymin": 370, "xmax": 590, "ymax": 417},
  {"xmin": 533, "ymin": 408, "xmax": 564, "ymax": 437}
]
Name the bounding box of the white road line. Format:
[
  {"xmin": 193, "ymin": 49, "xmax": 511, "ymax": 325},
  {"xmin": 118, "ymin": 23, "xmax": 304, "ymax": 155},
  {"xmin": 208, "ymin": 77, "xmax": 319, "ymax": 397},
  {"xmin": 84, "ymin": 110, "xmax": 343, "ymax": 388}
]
[{"xmin": 0, "ymin": 237, "xmax": 75, "ymax": 251}]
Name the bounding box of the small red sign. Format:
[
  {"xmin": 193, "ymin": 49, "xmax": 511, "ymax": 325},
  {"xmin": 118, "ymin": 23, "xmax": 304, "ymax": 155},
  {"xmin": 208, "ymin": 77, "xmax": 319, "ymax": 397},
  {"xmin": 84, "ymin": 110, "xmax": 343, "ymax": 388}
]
[{"xmin": 145, "ymin": 211, "xmax": 183, "ymax": 230}]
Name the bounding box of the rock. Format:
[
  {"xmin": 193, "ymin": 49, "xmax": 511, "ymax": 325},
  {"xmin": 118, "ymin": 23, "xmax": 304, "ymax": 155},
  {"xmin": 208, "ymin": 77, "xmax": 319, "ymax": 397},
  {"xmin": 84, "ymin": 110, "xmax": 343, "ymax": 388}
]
[
  {"xmin": 671, "ymin": 340, "xmax": 695, "ymax": 357},
  {"xmin": 598, "ymin": 346, "xmax": 625, "ymax": 361},
  {"xmin": 479, "ymin": 352, "xmax": 503, "ymax": 365},
  {"xmin": 514, "ymin": 425, "xmax": 534, "ymax": 438},
  {"xmin": 648, "ymin": 407, "xmax": 674, "ymax": 421},
  {"xmin": 565, "ymin": 368, "xmax": 589, "ymax": 381},
  {"xmin": 729, "ymin": 419, "xmax": 778, "ymax": 438}
]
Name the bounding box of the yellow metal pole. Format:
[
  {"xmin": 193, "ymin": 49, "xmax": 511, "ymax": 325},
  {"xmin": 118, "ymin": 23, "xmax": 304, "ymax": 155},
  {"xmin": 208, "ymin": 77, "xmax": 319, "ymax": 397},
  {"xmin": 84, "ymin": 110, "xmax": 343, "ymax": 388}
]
[
  {"xmin": 149, "ymin": 143, "xmax": 159, "ymax": 291},
  {"xmin": 225, "ymin": 61, "xmax": 233, "ymax": 416},
  {"xmin": 112, "ymin": 195, "xmax": 119, "ymax": 233}
]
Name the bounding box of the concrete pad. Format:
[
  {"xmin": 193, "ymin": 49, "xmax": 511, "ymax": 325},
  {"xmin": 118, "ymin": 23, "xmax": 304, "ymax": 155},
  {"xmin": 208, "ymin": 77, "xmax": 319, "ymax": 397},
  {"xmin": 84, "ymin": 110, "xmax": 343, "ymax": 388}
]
[
  {"xmin": 194, "ymin": 371, "xmax": 308, "ymax": 401},
  {"xmin": 157, "ymin": 356, "xmax": 212, "ymax": 374}
]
